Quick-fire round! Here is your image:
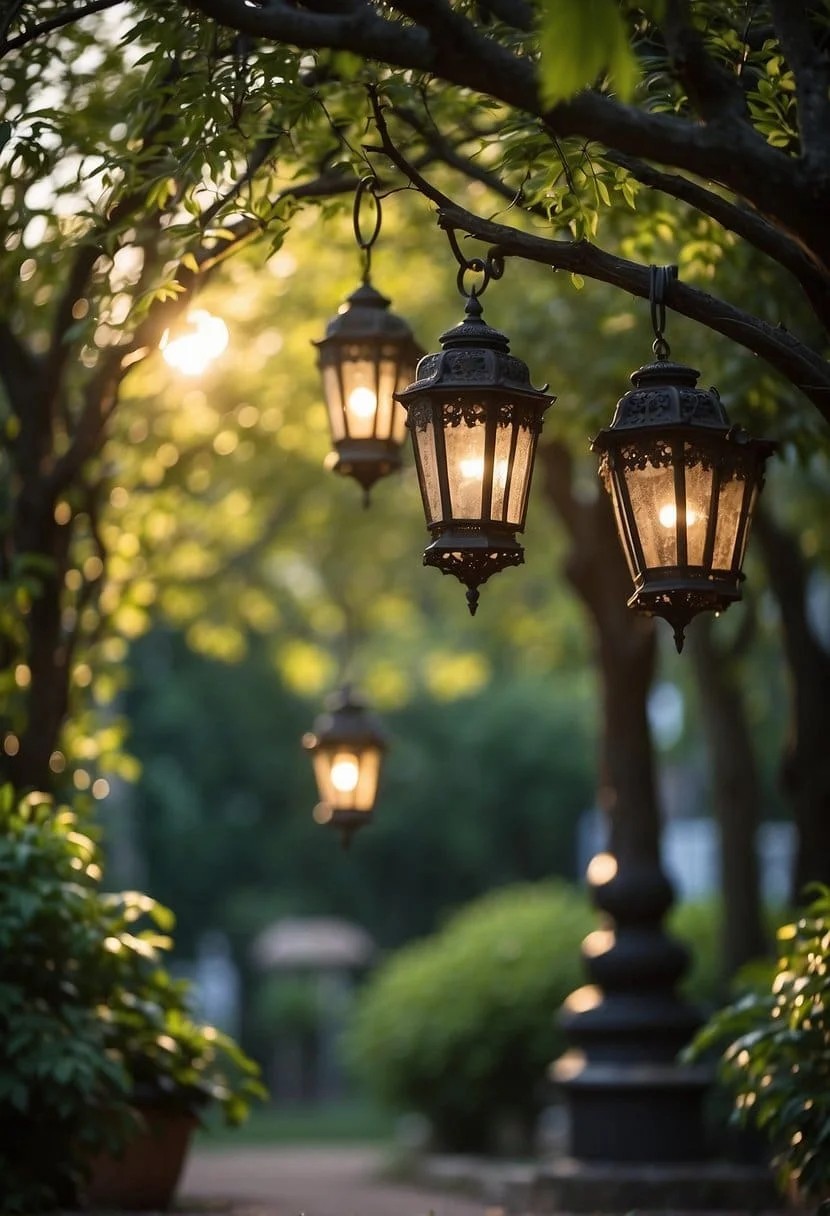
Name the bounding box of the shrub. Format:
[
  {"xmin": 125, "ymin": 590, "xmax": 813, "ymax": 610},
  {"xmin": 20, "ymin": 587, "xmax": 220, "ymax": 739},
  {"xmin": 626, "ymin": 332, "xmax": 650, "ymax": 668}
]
[
  {"xmin": 686, "ymin": 887, "xmax": 830, "ymax": 1206},
  {"xmin": 0, "ymin": 788, "xmax": 264, "ymax": 1212},
  {"xmin": 343, "ymin": 881, "xmax": 594, "ymax": 1152}
]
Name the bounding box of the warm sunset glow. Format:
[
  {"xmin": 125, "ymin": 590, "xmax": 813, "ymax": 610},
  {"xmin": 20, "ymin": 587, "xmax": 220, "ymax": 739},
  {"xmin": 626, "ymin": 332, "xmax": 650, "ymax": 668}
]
[
  {"xmin": 347, "ymin": 386, "xmax": 377, "ymax": 419},
  {"xmin": 161, "ymin": 310, "xmax": 229, "ymax": 376},
  {"xmin": 330, "ymin": 753, "xmax": 360, "ymax": 793}
]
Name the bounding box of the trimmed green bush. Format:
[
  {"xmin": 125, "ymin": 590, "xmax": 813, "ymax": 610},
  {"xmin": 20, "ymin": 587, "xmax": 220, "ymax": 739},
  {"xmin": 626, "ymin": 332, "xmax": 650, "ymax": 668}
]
[{"xmin": 343, "ymin": 881, "xmax": 594, "ymax": 1152}]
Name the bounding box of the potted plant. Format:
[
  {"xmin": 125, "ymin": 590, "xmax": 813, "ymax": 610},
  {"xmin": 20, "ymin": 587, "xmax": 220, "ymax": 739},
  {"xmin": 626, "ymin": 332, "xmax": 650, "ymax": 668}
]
[
  {"xmin": 686, "ymin": 886, "xmax": 830, "ymax": 1212},
  {"xmin": 0, "ymin": 787, "xmax": 264, "ymax": 1213}
]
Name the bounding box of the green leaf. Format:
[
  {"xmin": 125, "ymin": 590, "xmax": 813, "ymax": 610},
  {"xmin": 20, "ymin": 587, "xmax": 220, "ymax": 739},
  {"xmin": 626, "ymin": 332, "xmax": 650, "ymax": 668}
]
[{"xmin": 538, "ymin": 0, "xmax": 641, "ymax": 106}]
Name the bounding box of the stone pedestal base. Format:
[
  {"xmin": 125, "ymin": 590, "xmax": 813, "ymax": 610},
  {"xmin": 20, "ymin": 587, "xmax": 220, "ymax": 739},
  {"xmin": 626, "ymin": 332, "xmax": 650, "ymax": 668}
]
[{"xmin": 555, "ymin": 1060, "xmax": 711, "ymax": 1162}]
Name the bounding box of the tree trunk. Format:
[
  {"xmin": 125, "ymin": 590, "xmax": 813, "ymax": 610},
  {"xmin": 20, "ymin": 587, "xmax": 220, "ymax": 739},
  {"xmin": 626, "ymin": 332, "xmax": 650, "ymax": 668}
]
[
  {"xmin": 754, "ymin": 508, "xmax": 830, "ymax": 900},
  {"xmin": 687, "ymin": 613, "xmax": 767, "ymax": 978}
]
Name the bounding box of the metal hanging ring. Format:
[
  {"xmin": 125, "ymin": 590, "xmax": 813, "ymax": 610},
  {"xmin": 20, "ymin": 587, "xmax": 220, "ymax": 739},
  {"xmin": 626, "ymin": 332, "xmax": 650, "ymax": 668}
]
[
  {"xmin": 353, "ymin": 176, "xmax": 382, "ymax": 252},
  {"xmin": 649, "ymin": 263, "xmax": 677, "ymax": 360},
  {"xmin": 446, "ymin": 227, "xmax": 505, "ymax": 300},
  {"xmin": 457, "ymin": 258, "xmax": 489, "ymax": 299}
]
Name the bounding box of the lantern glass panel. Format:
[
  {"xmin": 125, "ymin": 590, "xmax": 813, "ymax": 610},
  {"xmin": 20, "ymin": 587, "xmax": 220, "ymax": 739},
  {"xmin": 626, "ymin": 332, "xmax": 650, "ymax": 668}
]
[
  {"xmin": 507, "ymin": 424, "xmax": 534, "ymax": 527},
  {"xmin": 322, "ymin": 363, "xmax": 347, "ymax": 440},
  {"xmin": 444, "ymin": 414, "xmax": 487, "ymax": 520},
  {"xmin": 411, "ymin": 413, "xmax": 443, "ymax": 523},
  {"xmin": 354, "ymin": 746, "xmax": 381, "ymax": 811},
  {"xmin": 682, "ymin": 448, "xmax": 716, "ymax": 566},
  {"xmin": 490, "ymin": 420, "xmax": 513, "ymax": 521},
  {"xmin": 342, "ymin": 357, "xmax": 380, "ymax": 439},
  {"xmin": 622, "ymin": 452, "xmax": 677, "ymax": 568},
  {"xmin": 712, "ymin": 472, "xmax": 747, "ymax": 570}
]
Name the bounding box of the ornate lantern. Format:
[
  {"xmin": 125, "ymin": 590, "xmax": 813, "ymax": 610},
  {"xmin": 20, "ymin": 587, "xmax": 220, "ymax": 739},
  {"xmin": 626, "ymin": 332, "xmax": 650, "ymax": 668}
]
[
  {"xmin": 314, "ymin": 177, "xmax": 422, "ymax": 504},
  {"xmin": 592, "ymin": 266, "xmax": 776, "ymax": 652},
  {"xmin": 302, "ymin": 687, "xmax": 388, "ymax": 848},
  {"xmin": 396, "ymin": 241, "xmax": 554, "ymax": 615}
]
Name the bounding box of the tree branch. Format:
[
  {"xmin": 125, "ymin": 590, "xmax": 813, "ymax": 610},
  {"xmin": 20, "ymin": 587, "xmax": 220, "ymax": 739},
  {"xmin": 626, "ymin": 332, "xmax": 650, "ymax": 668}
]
[
  {"xmin": 604, "ymin": 151, "xmax": 830, "ymax": 332},
  {"xmin": 660, "ymin": 0, "xmax": 750, "ymax": 124},
  {"xmin": 769, "ymin": 0, "xmax": 830, "ymax": 172},
  {"xmin": 0, "ymin": 0, "xmax": 124, "ymax": 56},
  {"xmin": 48, "ymin": 168, "xmax": 354, "ymax": 493},
  {"xmin": 367, "ymin": 93, "xmax": 830, "ymax": 421}
]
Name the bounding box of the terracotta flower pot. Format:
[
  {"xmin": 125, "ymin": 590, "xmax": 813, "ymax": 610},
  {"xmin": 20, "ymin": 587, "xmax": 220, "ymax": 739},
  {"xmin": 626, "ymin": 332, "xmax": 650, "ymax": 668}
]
[{"xmin": 84, "ymin": 1105, "xmax": 197, "ymax": 1210}]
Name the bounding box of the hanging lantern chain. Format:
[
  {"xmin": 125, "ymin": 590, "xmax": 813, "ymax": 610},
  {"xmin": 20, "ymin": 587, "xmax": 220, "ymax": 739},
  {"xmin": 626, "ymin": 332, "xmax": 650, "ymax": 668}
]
[
  {"xmin": 445, "ymin": 226, "xmax": 505, "ymax": 301},
  {"xmin": 353, "ymin": 174, "xmax": 383, "ymax": 284},
  {"xmin": 649, "ymin": 263, "xmax": 678, "ymax": 361}
]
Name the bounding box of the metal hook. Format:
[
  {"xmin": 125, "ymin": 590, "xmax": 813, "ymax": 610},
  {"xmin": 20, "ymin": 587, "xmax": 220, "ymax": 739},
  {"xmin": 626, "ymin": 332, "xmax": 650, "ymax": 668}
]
[
  {"xmin": 353, "ymin": 175, "xmax": 382, "ymax": 282},
  {"xmin": 649, "ymin": 264, "xmax": 677, "ymax": 360},
  {"xmin": 445, "ymin": 227, "xmax": 505, "ymax": 301}
]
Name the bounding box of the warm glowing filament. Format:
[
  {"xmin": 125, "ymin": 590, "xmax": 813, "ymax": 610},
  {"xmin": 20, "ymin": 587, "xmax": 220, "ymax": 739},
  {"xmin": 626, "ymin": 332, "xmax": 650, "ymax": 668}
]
[
  {"xmin": 161, "ymin": 310, "xmax": 229, "ymax": 376},
  {"xmin": 659, "ymin": 503, "xmax": 699, "ymax": 528},
  {"xmin": 330, "ymin": 753, "xmax": 360, "ymax": 793},
  {"xmin": 347, "ymin": 386, "xmax": 378, "ymax": 418}
]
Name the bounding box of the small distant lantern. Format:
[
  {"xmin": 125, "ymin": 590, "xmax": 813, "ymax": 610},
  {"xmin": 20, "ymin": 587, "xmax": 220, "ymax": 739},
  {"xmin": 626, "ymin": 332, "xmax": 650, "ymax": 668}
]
[
  {"xmin": 314, "ymin": 178, "xmax": 422, "ymax": 504},
  {"xmin": 592, "ymin": 266, "xmax": 776, "ymax": 652},
  {"xmin": 396, "ymin": 242, "xmax": 554, "ymax": 615},
  {"xmin": 302, "ymin": 687, "xmax": 388, "ymax": 848}
]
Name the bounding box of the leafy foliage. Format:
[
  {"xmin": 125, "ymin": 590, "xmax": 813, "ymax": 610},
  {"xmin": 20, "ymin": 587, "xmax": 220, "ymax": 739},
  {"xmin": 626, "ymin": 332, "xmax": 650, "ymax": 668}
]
[
  {"xmin": 687, "ymin": 887, "xmax": 830, "ymax": 1204},
  {"xmin": 344, "ymin": 881, "xmax": 596, "ymax": 1151},
  {"xmin": 0, "ymin": 785, "xmax": 264, "ymax": 1213}
]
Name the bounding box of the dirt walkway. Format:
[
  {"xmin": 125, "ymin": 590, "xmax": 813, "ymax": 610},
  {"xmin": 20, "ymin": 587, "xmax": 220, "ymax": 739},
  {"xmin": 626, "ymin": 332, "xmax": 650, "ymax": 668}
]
[{"xmin": 180, "ymin": 1145, "xmax": 494, "ymax": 1216}]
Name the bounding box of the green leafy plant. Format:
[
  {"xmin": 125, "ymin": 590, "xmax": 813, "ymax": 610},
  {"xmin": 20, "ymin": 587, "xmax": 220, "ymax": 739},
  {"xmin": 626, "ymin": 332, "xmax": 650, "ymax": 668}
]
[
  {"xmin": 343, "ymin": 881, "xmax": 595, "ymax": 1153},
  {"xmin": 0, "ymin": 787, "xmax": 264, "ymax": 1212},
  {"xmin": 686, "ymin": 887, "xmax": 830, "ymax": 1206}
]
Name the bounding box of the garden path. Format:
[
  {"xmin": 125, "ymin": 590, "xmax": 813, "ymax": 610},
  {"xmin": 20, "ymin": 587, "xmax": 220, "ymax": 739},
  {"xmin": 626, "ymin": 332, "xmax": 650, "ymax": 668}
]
[{"xmin": 179, "ymin": 1144, "xmax": 493, "ymax": 1216}]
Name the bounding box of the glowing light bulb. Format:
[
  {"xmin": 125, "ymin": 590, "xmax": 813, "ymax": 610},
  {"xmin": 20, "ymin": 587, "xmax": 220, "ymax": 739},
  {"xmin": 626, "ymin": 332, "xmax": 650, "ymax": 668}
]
[
  {"xmin": 330, "ymin": 753, "xmax": 359, "ymax": 793},
  {"xmin": 161, "ymin": 310, "xmax": 229, "ymax": 376},
  {"xmin": 658, "ymin": 503, "xmax": 699, "ymax": 528},
  {"xmin": 347, "ymin": 386, "xmax": 377, "ymax": 419},
  {"xmin": 458, "ymin": 457, "xmax": 510, "ymax": 484}
]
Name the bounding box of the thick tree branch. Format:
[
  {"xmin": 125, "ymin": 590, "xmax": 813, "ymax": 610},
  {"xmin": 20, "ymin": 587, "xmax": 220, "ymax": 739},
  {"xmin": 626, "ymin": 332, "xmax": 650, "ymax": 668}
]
[
  {"xmin": 0, "ymin": 321, "xmax": 38, "ymax": 413},
  {"xmin": 187, "ymin": 0, "xmax": 830, "ymax": 274}
]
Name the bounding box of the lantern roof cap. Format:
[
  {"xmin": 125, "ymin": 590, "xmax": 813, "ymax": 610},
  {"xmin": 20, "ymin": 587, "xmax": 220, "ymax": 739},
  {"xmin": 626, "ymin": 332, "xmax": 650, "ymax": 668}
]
[
  {"xmin": 304, "ymin": 684, "xmax": 388, "ymax": 751},
  {"xmin": 438, "ymin": 293, "xmax": 510, "ymax": 353},
  {"xmin": 595, "ymin": 358, "xmax": 732, "ymax": 439},
  {"xmin": 316, "ymin": 280, "xmax": 421, "ymax": 346},
  {"xmin": 398, "ymin": 294, "xmax": 554, "ymax": 403}
]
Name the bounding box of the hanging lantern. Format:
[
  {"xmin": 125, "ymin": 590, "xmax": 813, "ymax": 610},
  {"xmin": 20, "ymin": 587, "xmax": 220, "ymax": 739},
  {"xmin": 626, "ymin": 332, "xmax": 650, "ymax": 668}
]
[
  {"xmin": 302, "ymin": 687, "xmax": 388, "ymax": 848},
  {"xmin": 396, "ymin": 240, "xmax": 554, "ymax": 615},
  {"xmin": 314, "ymin": 177, "xmax": 422, "ymax": 504},
  {"xmin": 592, "ymin": 266, "xmax": 776, "ymax": 652}
]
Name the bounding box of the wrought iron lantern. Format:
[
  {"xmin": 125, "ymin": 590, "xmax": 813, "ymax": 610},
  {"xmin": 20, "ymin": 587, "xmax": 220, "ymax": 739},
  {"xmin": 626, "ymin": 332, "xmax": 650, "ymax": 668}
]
[
  {"xmin": 592, "ymin": 266, "xmax": 776, "ymax": 652},
  {"xmin": 314, "ymin": 177, "xmax": 422, "ymax": 504},
  {"xmin": 302, "ymin": 686, "xmax": 388, "ymax": 847},
  {"xmin": 396, "ymin": 239, "xmax": 554, "ymax": 615}
]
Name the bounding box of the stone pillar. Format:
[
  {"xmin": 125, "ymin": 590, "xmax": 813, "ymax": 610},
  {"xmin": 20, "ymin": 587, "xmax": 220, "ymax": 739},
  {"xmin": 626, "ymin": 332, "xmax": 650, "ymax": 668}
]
[{"xmin": 555, "ymin": 853, "xmax": 710, "ymax": 1162}]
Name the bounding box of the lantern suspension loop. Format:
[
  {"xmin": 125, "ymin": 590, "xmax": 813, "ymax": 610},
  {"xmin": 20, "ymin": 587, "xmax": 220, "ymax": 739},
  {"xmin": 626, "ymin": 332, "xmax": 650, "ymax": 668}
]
[
  {"xmin": 649, "ymin": 264, "xmax": 677, "ymax": 361},
  {"xmin": 353, "ymin": 175, "xmax": 383, "ymax": 284},
  {"xmin": 445, "ymin": 226, "xmax": 505, "ymax": 301}
]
